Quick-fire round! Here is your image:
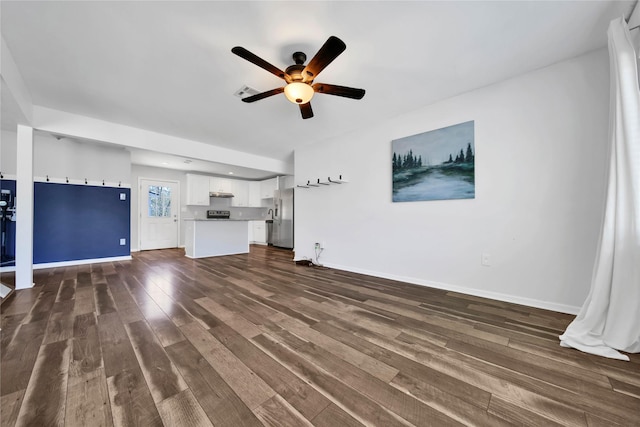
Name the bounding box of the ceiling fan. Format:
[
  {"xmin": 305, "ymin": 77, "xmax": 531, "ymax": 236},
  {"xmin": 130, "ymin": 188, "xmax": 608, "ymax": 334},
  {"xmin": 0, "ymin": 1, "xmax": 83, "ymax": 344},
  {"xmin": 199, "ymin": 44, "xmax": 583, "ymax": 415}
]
[{"xmin": 231, "ymin": 36, "xmax": 365, "ymax": 119}]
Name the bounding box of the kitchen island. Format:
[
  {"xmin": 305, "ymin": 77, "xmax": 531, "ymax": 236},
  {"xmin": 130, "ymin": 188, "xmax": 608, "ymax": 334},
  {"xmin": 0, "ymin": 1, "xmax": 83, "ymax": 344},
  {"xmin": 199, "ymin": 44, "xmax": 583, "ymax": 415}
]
[{"xmin": 184, "ymin": 219, "xmax": 250, "ymax": 258}]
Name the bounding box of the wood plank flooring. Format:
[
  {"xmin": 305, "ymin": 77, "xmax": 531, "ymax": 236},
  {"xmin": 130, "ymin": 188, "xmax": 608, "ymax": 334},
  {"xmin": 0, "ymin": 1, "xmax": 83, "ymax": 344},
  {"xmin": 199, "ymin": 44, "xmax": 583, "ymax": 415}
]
[{"xmin": 1, "ymin": 245, "xmax": 639, "ymax": 426}]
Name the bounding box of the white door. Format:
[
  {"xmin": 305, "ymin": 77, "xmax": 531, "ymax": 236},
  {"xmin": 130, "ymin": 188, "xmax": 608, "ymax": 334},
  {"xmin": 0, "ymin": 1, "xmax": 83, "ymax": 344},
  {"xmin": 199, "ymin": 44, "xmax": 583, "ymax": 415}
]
[{"xmin": 139, "ymin": 179, "xmax": 179, "ymax": 250}]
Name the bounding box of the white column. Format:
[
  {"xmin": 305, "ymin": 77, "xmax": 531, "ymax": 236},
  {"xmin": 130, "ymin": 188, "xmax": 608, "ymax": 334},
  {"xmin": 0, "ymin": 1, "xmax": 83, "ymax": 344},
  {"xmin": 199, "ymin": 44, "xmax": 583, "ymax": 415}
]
[{"xmin": 15, "ymin": 124, "xmax": 34, "ymax": 289}]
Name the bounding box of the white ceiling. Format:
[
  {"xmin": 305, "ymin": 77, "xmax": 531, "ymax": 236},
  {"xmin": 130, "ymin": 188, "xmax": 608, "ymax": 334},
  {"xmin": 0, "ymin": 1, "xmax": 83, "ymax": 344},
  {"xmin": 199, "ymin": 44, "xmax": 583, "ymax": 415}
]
[{"xmin": 1, "ymin": 1, "xmax": 636, "ymax": 178}]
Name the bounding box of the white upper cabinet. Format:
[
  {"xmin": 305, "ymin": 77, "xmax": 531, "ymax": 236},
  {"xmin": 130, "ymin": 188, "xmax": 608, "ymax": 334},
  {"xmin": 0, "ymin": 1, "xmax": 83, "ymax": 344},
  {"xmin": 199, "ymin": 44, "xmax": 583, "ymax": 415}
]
[
  {"xmin": 260, "ymin": 178, "xmax": 277, "ymax": 199},
  {"xmin": 230, "ymin": 179, "xmax": 249, "ymax": 207},
  {"xmin": 209, "ymin": 177, "xmax": 232, "ymax": 193},
  {"xmin": 248, "ymin": 181, "xmax": 261, "ymax": 207},
  {"xmin": 186, "ymin": 173, "xmax": 210, "ymax": 206},
  {"xmin": 188, "ymin": 175, "xmax": 287, "ymax": 207}
]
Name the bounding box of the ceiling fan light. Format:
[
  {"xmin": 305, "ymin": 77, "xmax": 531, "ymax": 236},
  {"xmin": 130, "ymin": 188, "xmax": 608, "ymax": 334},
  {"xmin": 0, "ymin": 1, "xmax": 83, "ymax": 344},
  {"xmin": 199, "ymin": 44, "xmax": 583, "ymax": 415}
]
[{"xmin": 284, "ymin": 82, "xmax": 314, "ymax": 104}]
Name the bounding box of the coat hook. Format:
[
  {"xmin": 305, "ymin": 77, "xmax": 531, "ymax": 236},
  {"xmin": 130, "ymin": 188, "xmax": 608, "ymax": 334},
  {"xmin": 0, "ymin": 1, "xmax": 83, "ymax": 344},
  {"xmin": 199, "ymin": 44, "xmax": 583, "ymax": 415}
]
[
  {"xmin": 85, "ymin": 178, "xmax": 88, "ymax": 184},
  {"xmin": 118, "ymin": 181, "xmax": 121, "ymax": 187},
  {"xmin": 0, "ymin": 171, "xmax": 3, "ymax": 179},
  {"xmin": 66, "ymin": 177, "xmax": 69, "ymax": 183},
  {"xmin": 102, "ymin": 180, "xmax": 105, "ymax": 186},
  {"xmin": 46, "ymin": 175, "xmax": 50, "ymax": 182}
]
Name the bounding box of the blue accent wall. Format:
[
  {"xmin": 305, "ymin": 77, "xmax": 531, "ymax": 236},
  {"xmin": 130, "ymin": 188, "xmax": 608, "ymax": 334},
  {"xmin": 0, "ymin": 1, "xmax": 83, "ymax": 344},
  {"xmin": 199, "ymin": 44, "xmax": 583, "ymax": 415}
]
[
  {"xmin": 0, "ymin": 179, "xmax": 16, "ymax": 266},
  {"xmin": 33, "ymin": 182, "xmax": 130, "ymax": 263}
]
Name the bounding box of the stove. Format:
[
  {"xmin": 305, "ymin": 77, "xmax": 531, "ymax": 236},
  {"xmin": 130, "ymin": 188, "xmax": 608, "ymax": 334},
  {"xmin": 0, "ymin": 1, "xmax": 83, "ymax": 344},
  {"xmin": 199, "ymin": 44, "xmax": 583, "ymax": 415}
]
[{"xmin": 206, "ymin": 210, "xmax": 230, "ymax": 219}]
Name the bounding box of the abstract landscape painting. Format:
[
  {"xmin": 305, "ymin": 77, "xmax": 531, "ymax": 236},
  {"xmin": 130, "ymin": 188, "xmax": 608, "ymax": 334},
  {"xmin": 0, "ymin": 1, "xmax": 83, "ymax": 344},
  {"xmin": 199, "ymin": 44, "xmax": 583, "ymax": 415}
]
[{"xmin": 392, "ymin": 121, "xmax": 475, "ymax": 202}]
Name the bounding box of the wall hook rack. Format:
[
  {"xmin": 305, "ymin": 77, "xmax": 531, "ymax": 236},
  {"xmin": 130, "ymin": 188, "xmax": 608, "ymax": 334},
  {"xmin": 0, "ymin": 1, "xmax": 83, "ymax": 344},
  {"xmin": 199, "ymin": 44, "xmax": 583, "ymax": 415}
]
[
  {"xmin": 297, "ymin": 180, "xmax": 320, "ymax": 189},
  {"xmin": 297, "ymin": 175, "xmax": 348, "ymax": 188},
  {"xmin": 328, "ymin": 174, "xmax": 348, "ymax": 184}
]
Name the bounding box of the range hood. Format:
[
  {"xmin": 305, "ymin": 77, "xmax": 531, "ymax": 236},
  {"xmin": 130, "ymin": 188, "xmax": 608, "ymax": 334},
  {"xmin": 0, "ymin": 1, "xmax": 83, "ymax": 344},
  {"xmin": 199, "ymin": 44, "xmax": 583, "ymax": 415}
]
[{"xmin": 209, "ymin": 192, "xmax": 234, "ymax": 198}]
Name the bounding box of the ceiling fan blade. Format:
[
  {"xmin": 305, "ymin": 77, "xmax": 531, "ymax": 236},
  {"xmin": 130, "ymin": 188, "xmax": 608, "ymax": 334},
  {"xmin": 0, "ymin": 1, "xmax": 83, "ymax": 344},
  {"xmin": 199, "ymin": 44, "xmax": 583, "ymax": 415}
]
[
  {"xmin": 302, "ymin": 36, "xmax": 346, "ymax": 81},
  {"xmin": 299, "ymin": 102, "xmax": 314, "ymax": 119},
  {"xmin": 312, "ymin": 83, "xmax": 365, "ymax": 99},
  {"xmin": 231, "ymin": 46, "xmax": 286, "ymax": 80},
  {"xmin": 241, "ymin": 87, "xmax": 285, "ymax": 103}
]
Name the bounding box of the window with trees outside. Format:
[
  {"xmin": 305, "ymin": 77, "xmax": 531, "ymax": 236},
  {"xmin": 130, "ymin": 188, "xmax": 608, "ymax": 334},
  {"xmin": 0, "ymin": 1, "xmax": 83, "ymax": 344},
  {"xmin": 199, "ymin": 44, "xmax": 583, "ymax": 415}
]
[{"xmin": 148, "ymin": 185, "xmax": 171, "ymax": 217}]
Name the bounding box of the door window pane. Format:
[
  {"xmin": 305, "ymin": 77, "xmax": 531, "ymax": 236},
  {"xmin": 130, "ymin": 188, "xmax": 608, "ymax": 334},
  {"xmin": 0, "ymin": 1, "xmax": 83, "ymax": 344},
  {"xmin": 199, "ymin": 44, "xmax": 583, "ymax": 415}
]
[{"xmin": 148, "ymin": 185, "xmax": 171, "ymax": 217}]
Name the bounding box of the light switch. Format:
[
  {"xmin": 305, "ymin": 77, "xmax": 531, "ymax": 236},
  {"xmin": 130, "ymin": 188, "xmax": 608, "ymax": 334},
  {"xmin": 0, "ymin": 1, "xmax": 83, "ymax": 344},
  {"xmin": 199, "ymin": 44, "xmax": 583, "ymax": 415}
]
[
  {"xmin": 120, "ymin": 238, "xmax": 126, "ymax": 246},
  {"xmin": 120, "ymin": 193, "xmax": 126, "ymax": 201}
]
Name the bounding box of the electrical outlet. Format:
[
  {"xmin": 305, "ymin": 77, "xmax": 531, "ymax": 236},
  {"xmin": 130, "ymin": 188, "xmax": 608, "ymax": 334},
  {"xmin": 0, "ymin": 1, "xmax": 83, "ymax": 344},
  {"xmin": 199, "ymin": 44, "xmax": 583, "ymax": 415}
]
[{"xmin": 481, "ymin": 253, "xmax": 491, "ymax": 266}]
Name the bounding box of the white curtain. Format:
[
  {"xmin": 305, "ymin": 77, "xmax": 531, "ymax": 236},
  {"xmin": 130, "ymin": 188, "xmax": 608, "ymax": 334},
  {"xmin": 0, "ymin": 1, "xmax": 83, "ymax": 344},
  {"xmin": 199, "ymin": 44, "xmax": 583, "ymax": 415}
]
[{"xmin": 559, "ymin": 17, "xmax": 640, "ymax": 361}]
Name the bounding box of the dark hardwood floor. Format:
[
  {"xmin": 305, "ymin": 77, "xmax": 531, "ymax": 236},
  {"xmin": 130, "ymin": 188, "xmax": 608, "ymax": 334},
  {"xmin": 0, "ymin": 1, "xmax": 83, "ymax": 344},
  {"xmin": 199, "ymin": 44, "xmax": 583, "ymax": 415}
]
[{"xmin": 1, "ymin": 245, "xmax": 639, "ymax": 426}]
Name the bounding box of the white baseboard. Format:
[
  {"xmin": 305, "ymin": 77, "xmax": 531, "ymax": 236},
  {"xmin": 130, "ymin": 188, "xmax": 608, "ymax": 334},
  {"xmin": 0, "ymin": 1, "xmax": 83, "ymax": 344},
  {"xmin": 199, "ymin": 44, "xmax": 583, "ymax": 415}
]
[
  {"xmin": 323, "ymin": 262, "xmax": 581, "ymax": 315},
  {"xmin": 33, "ymin": 255, "xmax": 133, "ymax": 270},
  {"xmin": 131, "ymin": 246, "xmax": 184, "ymax": 252},
  {"xmin": 185, "ymin": 250, "xmax": 249, "ymax": 259},
  {"xmin": 1, "ymin": 255, "xmax": 134, "ymax": 274}
]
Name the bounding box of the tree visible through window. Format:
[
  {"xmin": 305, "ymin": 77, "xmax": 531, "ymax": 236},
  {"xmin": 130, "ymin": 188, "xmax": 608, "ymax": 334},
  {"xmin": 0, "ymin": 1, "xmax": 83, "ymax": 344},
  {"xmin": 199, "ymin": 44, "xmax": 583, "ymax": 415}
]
[{"xmin": 148, "ymin": 185, "xmax": 171, "ymax": 217}]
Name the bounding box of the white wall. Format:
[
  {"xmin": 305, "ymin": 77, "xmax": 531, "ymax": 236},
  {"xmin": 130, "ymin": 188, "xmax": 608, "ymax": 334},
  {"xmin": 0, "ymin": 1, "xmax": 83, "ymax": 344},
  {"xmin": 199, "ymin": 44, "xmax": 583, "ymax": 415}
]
[
  {"xmin": 34, "ymin": 134, "xmax": 131, "ymax": 185},
  {"xmin": 1, "ymin": 130, "xmax": 18, "ymax": 175},
  {"xmin": 1, "ymin": 130, "xmax": 131, "ymax": 185},
  {"xmin": 295, "ymin": 48, "xmax": 611, "ymax": 314},
  {"xmin": 1, "ymin": 36, "xmax": 33, "ymax": 124}
]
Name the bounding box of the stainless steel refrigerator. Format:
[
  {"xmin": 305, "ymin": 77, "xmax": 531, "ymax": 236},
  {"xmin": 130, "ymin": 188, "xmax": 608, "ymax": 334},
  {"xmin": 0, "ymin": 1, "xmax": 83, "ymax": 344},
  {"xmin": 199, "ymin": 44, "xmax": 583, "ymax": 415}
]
[{"xmin": 271, "ymin": 188, "xmax": 293, "ymax": 249}]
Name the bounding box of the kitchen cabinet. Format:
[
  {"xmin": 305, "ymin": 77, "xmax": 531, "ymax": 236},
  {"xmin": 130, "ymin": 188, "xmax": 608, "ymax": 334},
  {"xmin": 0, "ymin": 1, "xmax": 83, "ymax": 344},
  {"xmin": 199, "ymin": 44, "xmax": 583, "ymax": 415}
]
[
  {"xmin": 251, "ymin": 220, "xmax": 266, "ymax": 244},
  {"xmin": 186, "ymin": 173, "xmax": 210, "ymax": 206},
  {"xmin": 260, "ymin": 177, "xmax": 277, "ymax": 199},
  {"xmin": 184, "ymin": 219, "xmax": 250, "ymax": 258},
  {"xmin": 230, "ymin": 180, "xmax": 249, "ymax": 207},
  {"xmin": 209, "ymin": 177, "xmax": 232, "ymax": 193},
  {"xmin": 248, "ymin": 181, "xmax": 261, "ymax": 207}
]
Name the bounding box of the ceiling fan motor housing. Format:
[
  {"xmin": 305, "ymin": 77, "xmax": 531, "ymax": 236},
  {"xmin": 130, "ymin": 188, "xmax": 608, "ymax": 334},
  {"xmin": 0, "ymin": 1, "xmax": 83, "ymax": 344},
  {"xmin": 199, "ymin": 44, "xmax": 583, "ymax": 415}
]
[{"xmin": 285, "ymin": 64, "xmax": 309, "ymax": 85}]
